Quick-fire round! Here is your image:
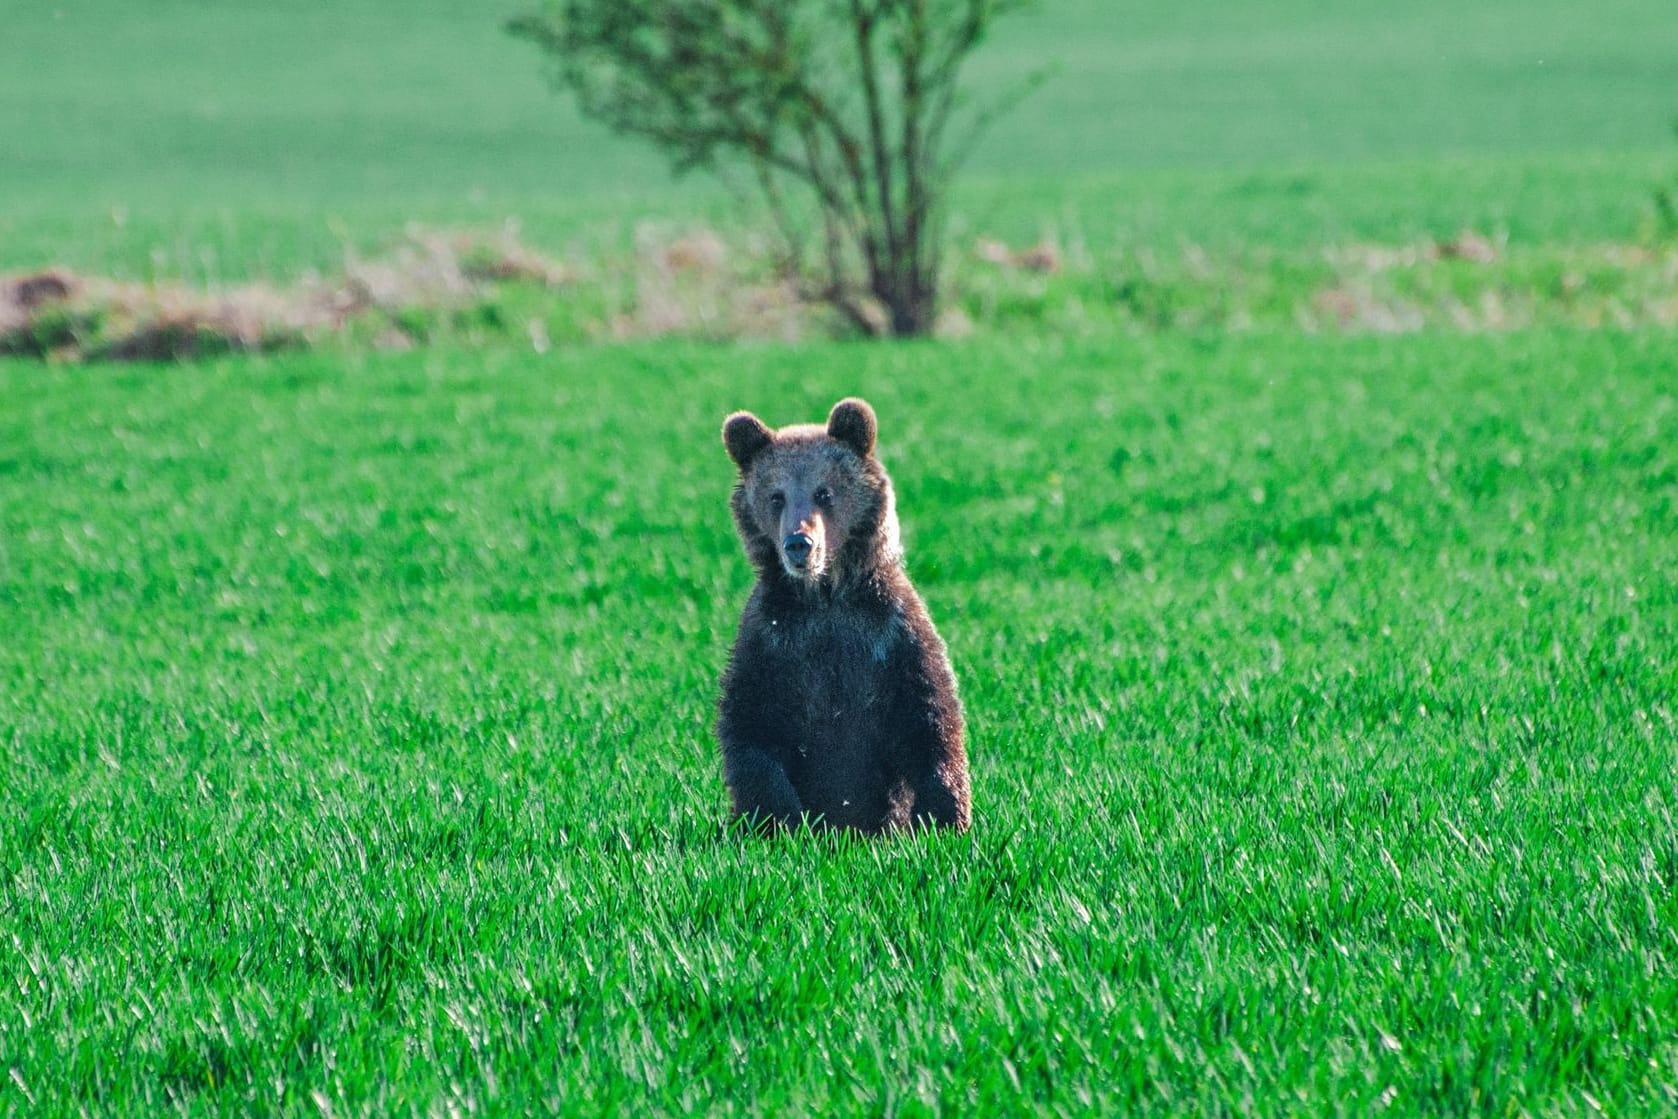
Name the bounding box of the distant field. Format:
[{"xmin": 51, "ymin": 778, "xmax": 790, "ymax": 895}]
[
  {"xmin": 3, "ymin": 332, "xmax": 1676, "ymax": 1114},
  {"xmin": 3, "ymin": 0, "xmax": 1676, "ymax": 278}
]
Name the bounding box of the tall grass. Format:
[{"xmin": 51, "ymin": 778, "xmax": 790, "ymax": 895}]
[{"xmin": 4, "ymin": 330, "xmax": 1675, "ymax": 1114}]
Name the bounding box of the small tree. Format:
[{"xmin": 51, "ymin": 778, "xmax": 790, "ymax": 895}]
[
  {"xmin": 509, "ymin": 0, "xmax": 1036, "ymax": 337},
  {"xmin": 1656, "ymin": 119, "xmax": 1678, "ymax": 240}
]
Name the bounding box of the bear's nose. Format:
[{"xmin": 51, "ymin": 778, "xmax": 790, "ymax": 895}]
[{"xmin": 783, "ymin": 533, "xmax": 813, "ymax": 564}]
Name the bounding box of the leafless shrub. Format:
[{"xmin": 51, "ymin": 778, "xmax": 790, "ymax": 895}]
[{"xmin": 511, "ymin": 0, "xmax": 1040, "ymax": 336}]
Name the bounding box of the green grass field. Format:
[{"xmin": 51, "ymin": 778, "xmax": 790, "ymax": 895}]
[
  {"xmin": 4, "ymin": 333, "xmax": 1676, "ymax": 1113},
  {"xmin": 4, "ymin": 0, "xmax": 1678, "ymax": 1114},
  {"xmin": 4, "ymin": 0, "xmax": 1677, "ymax": 278}
]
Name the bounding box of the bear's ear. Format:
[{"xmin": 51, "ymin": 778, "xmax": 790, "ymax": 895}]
[
  {"xmin": 826, "ymin": 397, "xmax": 877, "ymax": 458},
  {"xmin": 722, "ymin": 411, "xmax": 774, "ymax": 470}
]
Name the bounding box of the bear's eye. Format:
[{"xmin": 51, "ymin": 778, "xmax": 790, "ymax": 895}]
[
  {"xmin": 769, "ymin": 492, "xmax": 786, "ymax": 511},
  {"xmin": 813, "ymin": 486, "xmax": 833, "ymax": 506}
]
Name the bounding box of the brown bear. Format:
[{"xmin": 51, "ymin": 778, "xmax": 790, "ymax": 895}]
[{"xmin": 716, "ymin": 397, "xmax": 971, "ymax": 833}]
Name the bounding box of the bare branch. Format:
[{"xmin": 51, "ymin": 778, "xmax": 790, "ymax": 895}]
[
  {"xmin": 509, "ymin": 0, "xmax": 1040, "ymax": 336},
  {"xmin": 849, "ymin": 0, "xmax": 902, "ymax": 281}
]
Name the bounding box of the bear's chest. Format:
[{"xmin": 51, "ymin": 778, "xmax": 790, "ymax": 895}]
[{"xmin": 760, "ymin": 608, "xmax": 900, "ymax": 739}]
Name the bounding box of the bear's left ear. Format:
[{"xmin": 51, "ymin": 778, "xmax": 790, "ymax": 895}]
[{"xmin": 826, "ymin": 397, "xmax": 877, "ymax": 458}]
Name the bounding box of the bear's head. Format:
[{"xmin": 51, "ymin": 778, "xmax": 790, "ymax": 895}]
[{"xmin": 721, "ymin": 397, "xmax": 900, "ymax": 587}]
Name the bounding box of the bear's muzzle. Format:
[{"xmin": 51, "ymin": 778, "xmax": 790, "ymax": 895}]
[{"xmin": 782, "ymin": 532, "xmax": 814, "ymax": 570}]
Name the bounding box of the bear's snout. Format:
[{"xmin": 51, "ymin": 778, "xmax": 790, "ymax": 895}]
[
  {"xmin": 778, "ymin": 512, "xmax": 826, "ymax": 578},
  {"xmin": 782, "ymin": 532, "xmax": 814, "ymax": 567}
]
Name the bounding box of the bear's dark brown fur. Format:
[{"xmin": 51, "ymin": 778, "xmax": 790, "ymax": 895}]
[{"xmin": 716, "ymin": 397, "xmax": 970, "ymax": 833}]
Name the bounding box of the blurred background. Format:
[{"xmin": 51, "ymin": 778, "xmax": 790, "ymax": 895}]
[{"xmin": 4, "ymin": 0, "xmax": 1674, "ymax": 289}]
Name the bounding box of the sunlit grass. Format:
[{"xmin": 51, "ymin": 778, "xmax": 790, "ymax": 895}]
[{"xmin": 3, "ymin": 329, "xmax": 1675, "ymax": 1114}]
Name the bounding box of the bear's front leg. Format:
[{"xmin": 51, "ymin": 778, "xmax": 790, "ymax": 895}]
[
  {"xmin": 893, "ymin": 625, "xmax": 972, "ymax": 832},
  {"xmin": 722, "ymin": 746, "xmax": 803, "ymax": 830},
  {"xmin": 718, "ymin": 629, "xmax": 804, "ymax": 831},
  {"xmin": 908, "ymin": 758, "xmax": 970, "ymax": 831}
]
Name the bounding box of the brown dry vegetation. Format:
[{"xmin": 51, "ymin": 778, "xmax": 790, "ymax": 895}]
[
  {"xmin": 0, "ymin": 227, "xmax": 574, "ymax": 362},
  {"xmin": 4, "ymin": 226, "xmax": 1675, "ymax": 363}
]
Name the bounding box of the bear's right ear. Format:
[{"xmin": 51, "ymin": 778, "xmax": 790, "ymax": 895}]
[{"xmin": 722, "ymin": 411, "xmax": 773, "ymax": 470}]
